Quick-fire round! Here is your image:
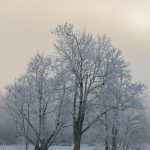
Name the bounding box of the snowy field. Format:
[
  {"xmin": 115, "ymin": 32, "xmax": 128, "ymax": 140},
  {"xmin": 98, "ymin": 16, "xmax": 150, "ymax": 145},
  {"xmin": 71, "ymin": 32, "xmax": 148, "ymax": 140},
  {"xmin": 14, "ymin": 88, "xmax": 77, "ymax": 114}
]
[
  {"xmin": 0, "ymin": 145, "xmax": 100, "ymax": 150},
  {"xmin": 0, "ymin": 145, "xmax": 150, "ymax": 150}
]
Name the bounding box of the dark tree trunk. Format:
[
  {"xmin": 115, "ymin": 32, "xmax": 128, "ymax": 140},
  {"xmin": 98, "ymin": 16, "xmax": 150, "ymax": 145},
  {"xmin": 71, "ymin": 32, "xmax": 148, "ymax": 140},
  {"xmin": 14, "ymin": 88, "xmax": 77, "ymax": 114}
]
[
  {"xmin": 111, "ymin": 125, "xmax": 117, "ymax": 150},
  {"xmin": 73, "ymin": 117, "xmax": 83, "ymax": 150},
  {"xmin": 25, "ymin": 140, "xmax": 28, "ymax": 150},
  {"xmin": 73, "ymin": 135, "xmax": 81, "ymax": 150},
  {"xmin": 34, "ymin": 143, "xmax": 48, "ymax": 150},
  {"xmin": 73, "ymin": 78, "xmax": 85, "ymax": 150},
  {"xmin": 105, "ymin": 115, "xmax": 109, "ymax": 150},
  {"xmin": 105, "ymin": 138, "xmax": 109, "ymax": 150}
]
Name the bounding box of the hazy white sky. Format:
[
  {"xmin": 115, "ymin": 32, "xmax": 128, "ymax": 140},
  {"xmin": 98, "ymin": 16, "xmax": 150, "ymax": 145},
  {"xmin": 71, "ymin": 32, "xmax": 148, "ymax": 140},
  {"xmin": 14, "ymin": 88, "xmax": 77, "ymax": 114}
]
[{"xmin": 0, "ymin": 0, "xmax": 150, "ymax": 99}]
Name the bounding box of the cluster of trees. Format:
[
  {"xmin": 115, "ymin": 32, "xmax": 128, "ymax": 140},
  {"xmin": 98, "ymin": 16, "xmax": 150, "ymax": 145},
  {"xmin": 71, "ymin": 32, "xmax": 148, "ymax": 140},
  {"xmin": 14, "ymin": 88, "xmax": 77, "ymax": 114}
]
[{"xmin": 3, "ymin": 23, "xmax": 148, "ymax": 150}]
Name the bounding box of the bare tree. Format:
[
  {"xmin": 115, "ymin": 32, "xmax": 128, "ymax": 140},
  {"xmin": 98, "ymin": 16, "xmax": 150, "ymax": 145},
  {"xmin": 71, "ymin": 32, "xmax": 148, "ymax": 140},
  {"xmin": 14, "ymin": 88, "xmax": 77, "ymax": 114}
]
[
  {"xmin": 98, "ymin": 68, "xmax": 146, "ymax": 150},
  {"xmin": 5, "ymin": 53, "xmax": 68, "ymax": 150},
  {"xmin": 5, "ymin": 75, "xmax": 32, "ymax": 150},
  {"xmin": 52, "ymin": 23, "xmax": 129, "ymax": 150},
  {"xmin": 120, "ymin": 110, "xmax": 147, "ymax": 150},
  {"xmin": 3, "ymin": 24, "xmax": 147, "ymax": 150},
  {"xmin": 111, "ymin": 81, "xmax": 145, "ymax": 150}
]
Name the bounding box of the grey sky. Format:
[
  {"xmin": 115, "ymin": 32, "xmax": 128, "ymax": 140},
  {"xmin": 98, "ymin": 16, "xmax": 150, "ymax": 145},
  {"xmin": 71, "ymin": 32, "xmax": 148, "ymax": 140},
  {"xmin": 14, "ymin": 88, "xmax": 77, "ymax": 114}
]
[{"xmin": 0, "ymin": 0, "xmax": 150, "ymax": 102}]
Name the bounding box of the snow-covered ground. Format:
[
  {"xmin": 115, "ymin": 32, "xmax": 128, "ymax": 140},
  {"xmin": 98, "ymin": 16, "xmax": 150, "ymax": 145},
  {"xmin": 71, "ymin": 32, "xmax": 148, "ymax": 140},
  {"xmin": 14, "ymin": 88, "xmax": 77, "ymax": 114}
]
[
  {"xmin": 0, "ymin": 145, "xmax": 100, "ymax": 150},
  {"xmin": 0, "ymin": 144, "xmax": 150, "ymax": 150}
]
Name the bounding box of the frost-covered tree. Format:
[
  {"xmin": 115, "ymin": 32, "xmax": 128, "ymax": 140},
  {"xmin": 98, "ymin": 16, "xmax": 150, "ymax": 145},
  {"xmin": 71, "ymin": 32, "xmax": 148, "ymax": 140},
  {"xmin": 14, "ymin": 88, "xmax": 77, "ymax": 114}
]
[
  {"xmin": 52, "ymin": 23, "xmax": 130, "ymax": 150},
  {"xmin": 110, "ymin": 80, "xmax": 145, "ymax": 150},
  {"xmin": 97, "ymin": 67, "xmax": 146, "ymax": 150},
  {"xmin": 119, "ymin": 110, "xmax": 147, "ymax": 150},
  {"xmin": 5, "ymin": 75, "xmax": 32, "ymax": 150},
  {"xmin": 3, "ymin": 23, "xmax": 147, "ymax": 150},
  {"xmin": 5, "ymin": 53, "xmax": 68, "ymax": 150}
]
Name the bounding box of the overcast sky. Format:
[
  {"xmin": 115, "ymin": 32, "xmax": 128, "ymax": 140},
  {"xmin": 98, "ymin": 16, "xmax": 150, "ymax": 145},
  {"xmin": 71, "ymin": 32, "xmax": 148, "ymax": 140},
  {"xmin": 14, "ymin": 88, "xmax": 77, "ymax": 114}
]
[{"xmin": 0, "ymin": 0, "xmax": 150, "ymax": 106}]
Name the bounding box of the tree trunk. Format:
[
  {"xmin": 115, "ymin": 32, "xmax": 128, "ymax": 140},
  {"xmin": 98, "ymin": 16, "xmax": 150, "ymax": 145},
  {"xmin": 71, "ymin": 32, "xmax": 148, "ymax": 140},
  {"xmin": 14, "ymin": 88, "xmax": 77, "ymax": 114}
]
[
  {"xmin": 73, "ymin": 135, "xmax": 81, "ymax": 150},
  {"xmin": 112, "ymin": 135, "xmax": 117, "ymax": 150},
  {"xmin": 34, "ymin": 143, "xmax": 48, "ymax": 150},
  {"xmin": 73, "ymin": 78, "xmax": 84, "ymax": 150},
  {"xmin": 111, "ymin": 125, "xmax": 117, "ymax": 150},
  {"xmin": 105, "ymin": 138, "xmax": 109, "ymax": 150},
  {"xmin": 105, "ymin": 115, "xmax": 109, "ymax": 150},
  {"xmin": 25, "ymin": 139, "xmax": 28, "ymax": 150},
  {"xmin": 73, "ymin": 119, "xmax": 82, "ymax": 150}
]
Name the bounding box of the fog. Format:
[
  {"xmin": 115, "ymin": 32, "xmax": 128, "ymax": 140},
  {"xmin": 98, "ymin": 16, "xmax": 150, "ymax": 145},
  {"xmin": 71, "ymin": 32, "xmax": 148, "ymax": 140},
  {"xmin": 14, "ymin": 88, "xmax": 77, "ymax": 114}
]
[{"xmin": 0, "ymin": 0, "xmax": 150, "ymax": 147}]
